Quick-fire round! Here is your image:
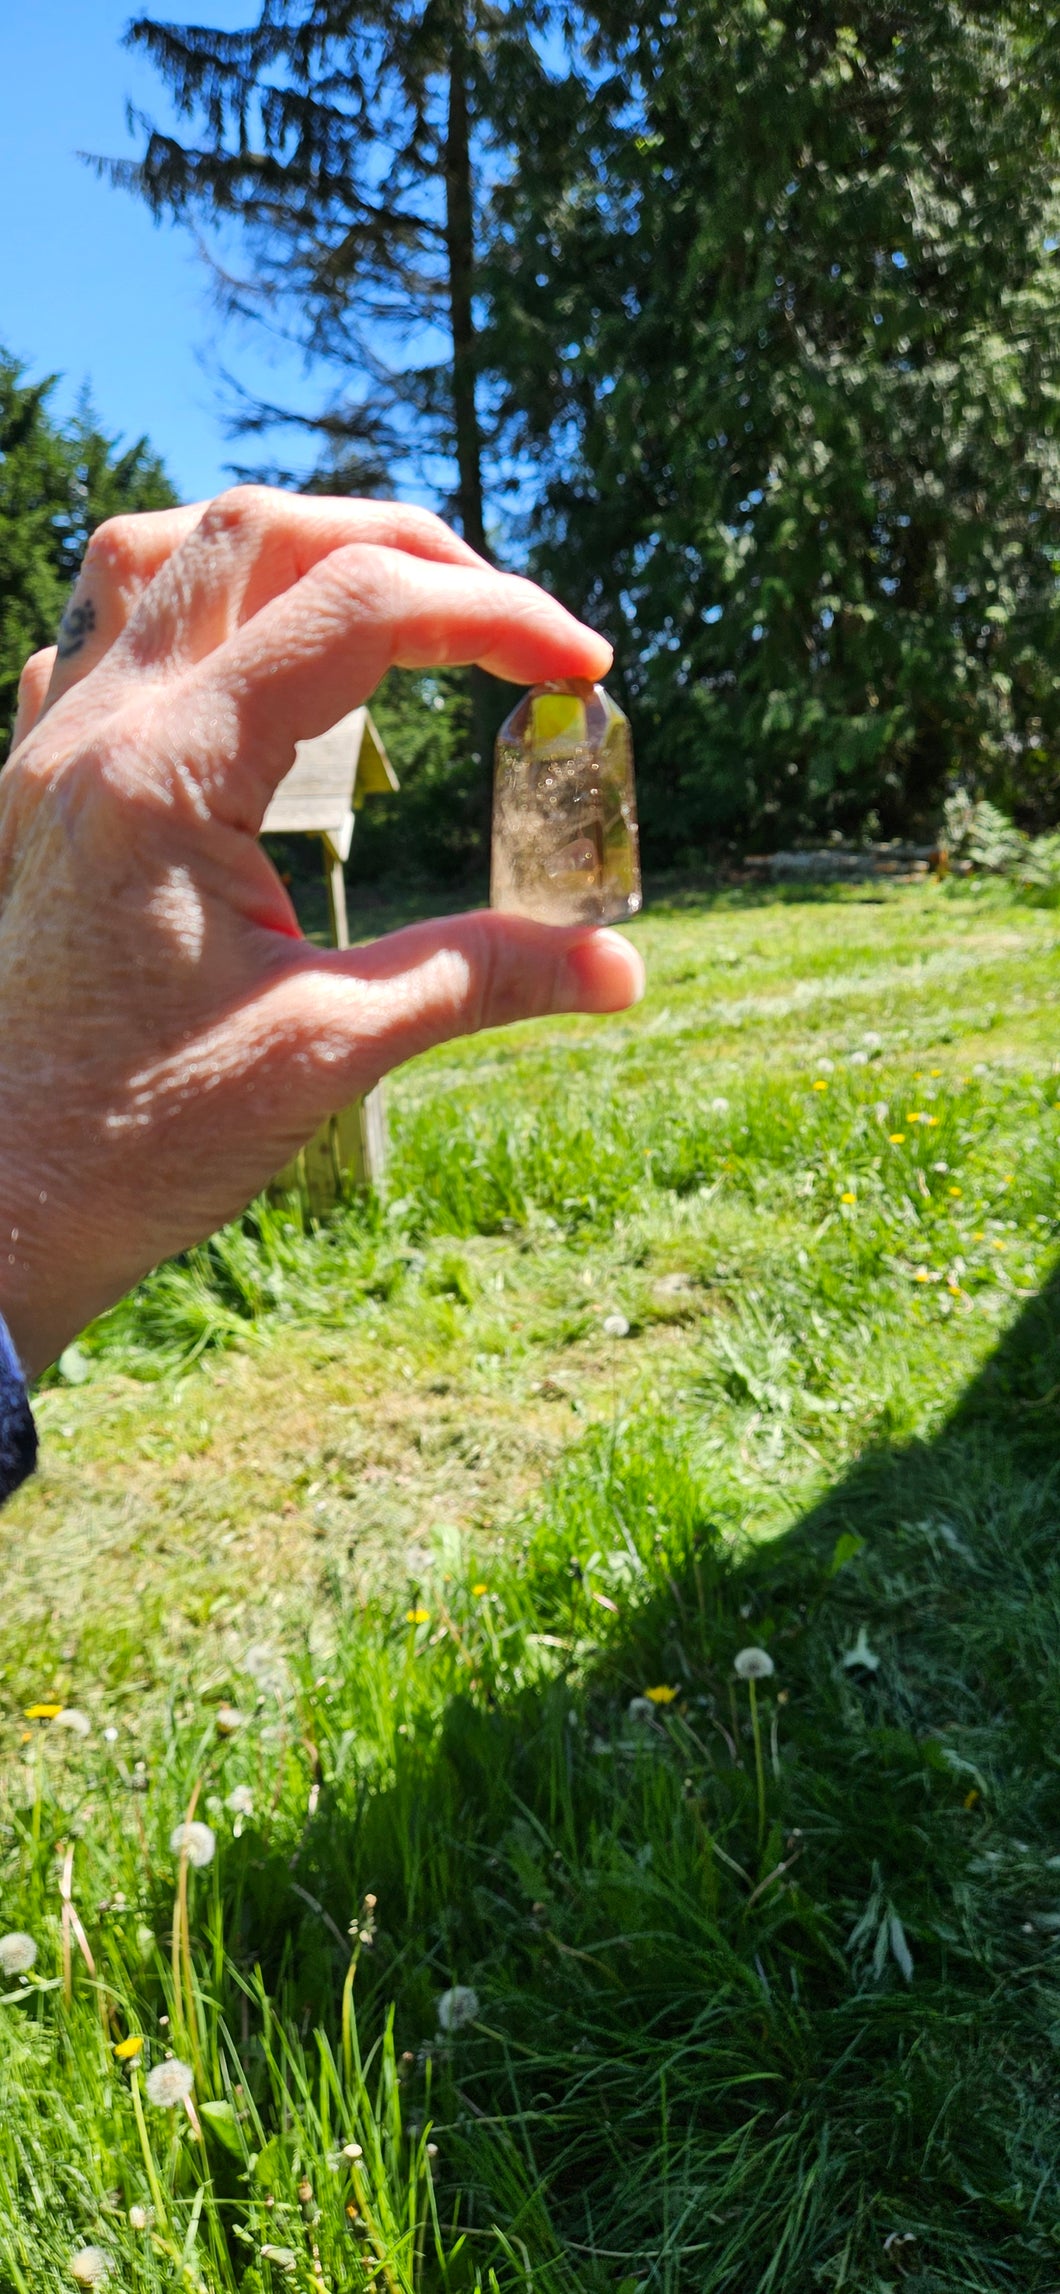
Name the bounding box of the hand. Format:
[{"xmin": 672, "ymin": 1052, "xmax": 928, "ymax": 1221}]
[{"xmin": 1, "ymin": 488, "xmax": 643, "ymax": 1377}]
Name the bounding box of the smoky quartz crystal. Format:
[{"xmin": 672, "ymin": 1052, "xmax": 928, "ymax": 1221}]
[{"xmin": 490, "ymin": 680, "xmax": 641, "ymax": 926}]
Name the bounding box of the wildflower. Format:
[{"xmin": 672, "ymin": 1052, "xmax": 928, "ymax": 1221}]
[
  {"xmin": 24, "ymin": 1702, "xmax": 63, "ymax": 1720},
  {"xmin": 169, "ymin": 1821, "xmax": 216, "ymax": 1868},
  {"xmin": 128, "ymin": 2207, "xmax": 150, "ymax": 2232},
  {"xmin": 471, "ymin": 1582, "xmax": 488, "ymax": 1597},
  {"xmin": 733, "ymin": 1647, "xmax": 774, "ymax": 1681},
  {"xmin": 907, "ymin": 1112, "xmax": 923, "ymax": 1124},
  {"xmin": 225, "ymin": 1785, "xmax": 254, "ymax": 1817},
  {"xmin": 145, "ymin": 2057, "xmax": 195, "ymax": 2108},
  {"xmin": 843, "ymin": 1626, "xmax": 880, "ymax": 1673},
  {"xmin": 260, "ymin": 2249, "xmax": 297, "ymax": 2274},
  {"xmin": 626, "ymin": 1696, "xmax": 656, "ymax": 1723},
  {"xmin": 812, "ymin": 1079, "xmax": 828, "ymax": 1091},
  {"xmin": 54, "ymin": 1707, "xmax": 91, "ymax": 1737},
  {"xmin": 863, "ymin": 1031, "xmax": 882, "ymax": 1051},
  {"xmin": 840, "ymin": 1191, "xmax": 856, "ymax": 1205},
  {"xmin": 437, "ymin": 1985, "xmax": 480, "ymax": 2033},
  {"xmin": 889, "ymin": 1133, "xmax": 906, "ymax": 1145},
  {"xmin": 949, "ymin": 1187, "xmax": 962, "ymax": 1198},
  {"xmin": 405, "ymin": 1606, "xmax": 430, "ymax": 1625},
  {"xmin": 214, "ymin": 1704, "xmax": 246, "ymax": 1738},
  {"xmin": 644, "ymin": 1684, "xmax": 679, "ymax": 1704},
  {"xmin": 710, "ymin": 1095, "xmax": 730, "ymax": 1113},
  {"xmin": 103, "ymin": 1726, "xmax": 119, "ymax": 1743},
  {"xmin": 0, "ymin": 1931, "xmax": 37, "ymax": 1977},
  {"xmin": 602, "ymin": 1312, "xmax": 630, "ymax": 1337},
  {"xmin": 113, "ymin": 2034, "xmax": 144, "ymax": 2062},
  {"xmin": 69, "ymin": 2248, "xmax": 110, "ymax": 2287},
  {"xmin": 914, "ymin": 1270, "xmax": 930, "ymax": 1283}
]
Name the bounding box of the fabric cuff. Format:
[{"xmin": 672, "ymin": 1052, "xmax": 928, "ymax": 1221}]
[{"xmin": 0, "ymin": 1311, "xmax": 37, "ymax": 1504}]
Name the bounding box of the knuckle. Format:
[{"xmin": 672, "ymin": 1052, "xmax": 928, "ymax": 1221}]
[
  {"xmin": 198, "ymin": 483, "xmax": 271, "ymax": 545},
  {"xmin": 17, "ymin": 647, "xmax": 55, "ymax": 695},
  {"xmin": 84, "ymin": 513, "xmax": 144, "ymax": 578}
]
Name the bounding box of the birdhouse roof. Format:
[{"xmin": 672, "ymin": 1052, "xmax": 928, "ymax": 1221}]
[{"xmin": 261, "ymin": 706, "xmax": 398, "ymax": 857}]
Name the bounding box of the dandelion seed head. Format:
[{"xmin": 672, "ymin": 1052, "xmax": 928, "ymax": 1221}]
[
  {"xmin": 54, "ymin": 1707, "xmax": 91, "ymax": 1737},
  {"xmin": 709, "ymin": 1096, "xmax": 730, "ymax": 1113},
  {"xmin": 0, "ymin": 1931, "xmax": 37, "ymax": 1976},
  {"xmin": 436, "ymin": 1984, "xmax": 480, "ymax": 2033},
  {"xmin": 214, "ymin": 1704, "xmax": 246, "ymax": 1738},
  {"xmin": 627, "ymin": 1696, "xmax": 656, "ymax": 1723},
  {"xmin": 602, "ymin": 1312, "xmax": 630, "ymax": 1337},
  {"xmin": 103, "ymin": 1726, "xmax": 119, "ymax": 1743},
  {"xmin": 734, "ymin": 1647, "xmax": 775, "ymax": 1681},
  {"xmin": 225, "ymin": 1785, "xmax": 254, "ymax": 1817},
  {"xmin": 145, "ymin": 2057, "xmax": 195, "ymax": 2108},
  {"xmin": 169, "ymin": 1820, "xmax": 216, "ymax": 1868},
  {"xmin": 127, "ymin": 2207, "xmax": 150, "ymax": 2232},
  {"xmin": 69, "ymin": 2247, "xmax": 110, "ymax": 2287}
]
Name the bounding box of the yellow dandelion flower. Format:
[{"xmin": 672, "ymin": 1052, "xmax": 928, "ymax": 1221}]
[
  {"xmin": 914, "ymin": 1270, "xmax": 930, "ymax": 1283},
  {"xmin": 949, "ymin": 1186, "xmax": 962, "ymax": 1197},
  {"xmin": 405, "ymin": 1606, "xmax": 430, "ymax": 1625},
  {"xmin": 947, "ymin": 1282, "xmax": 962, "ymax": 1296},
  {"xmin": 907, "ymin": 1112, "xmax": 923, "ymax": 1124},
  {"xmin": 930, "ymin": 1069, "xmax": 942, "ymax": 1078},
  {"xmin": 644, "ymin": 1684, "xmax": 679, "ymax": 1705},
  {"xmin": 24, "ymin": 1704, "xmax": 63, "ymax": 1721},
  {"xmin": 992, "ymin": 1239, "xmax": 1006, "ymax": 1252},
  {"xmin": 973, "ymin": 1230, "xmax": 985, "ymax": 1240},
  {"xmin": 114, "ymin": 2034, "xmax": 144, "ymax": 2062},
  {"xmin": 840, "ymin": 1191, "xmax": 856, "ymax": 1204},
  {"xmin": 812, "ymin": 1079, "xmax": 828, "ymax": 1091},
  {"xmin": 923, "ymin": 1115, "xmax": 940, "ymax": 1127},
  {"xmin": 471, "ymin": 1583, "xmax": 488, "ymax": 1597},
  {"xmin": 889, "ymin": 1132, "xmax": 906, "ymax": 1145}
]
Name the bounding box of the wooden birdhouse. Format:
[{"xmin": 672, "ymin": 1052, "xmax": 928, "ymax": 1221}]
[{"xmin": 261, "ymin": 704, "xmax": 399, "ymax": 1208}]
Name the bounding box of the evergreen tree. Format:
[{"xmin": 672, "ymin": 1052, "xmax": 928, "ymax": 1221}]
[
  {"xmin": 104, "ymin": 0, "xmax": 557, "ymax": 797},
  {"xmin": 487, "ymin": 0, "xmax": 1060, "ymax": 848},
  {"xmin": 0, "ymin": 356, "xmax": 176, "ymax": 751}
]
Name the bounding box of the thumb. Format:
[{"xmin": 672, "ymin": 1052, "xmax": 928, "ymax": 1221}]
[{"xmin": 245, "ymin": 911, "xmax": 644, "ymax": 1130}]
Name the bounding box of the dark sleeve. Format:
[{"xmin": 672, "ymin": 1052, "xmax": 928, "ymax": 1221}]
[{"xmin": 0, "ymin": 1313, "xmax": 36, "ymax": 1504}]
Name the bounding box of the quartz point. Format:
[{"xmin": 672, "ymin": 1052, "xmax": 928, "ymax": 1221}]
[{"xmin": 490, "ymin": 680, "xmax": 641, "ymax": 925}]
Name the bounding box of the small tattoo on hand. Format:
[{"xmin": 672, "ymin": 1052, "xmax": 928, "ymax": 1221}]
[{"xmin": 56, "ymin": 598, "xmax": 96, "ymax": 660}]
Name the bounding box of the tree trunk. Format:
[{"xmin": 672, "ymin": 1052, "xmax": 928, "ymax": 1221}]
[{"xmin": 444, "ymin": 12, "xmax": 496, "ymax": 847}]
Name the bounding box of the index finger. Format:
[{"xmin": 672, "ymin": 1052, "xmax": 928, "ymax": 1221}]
[{"xmin": 168, "ymin": 543, "xmax": 614, "ymax": 830}]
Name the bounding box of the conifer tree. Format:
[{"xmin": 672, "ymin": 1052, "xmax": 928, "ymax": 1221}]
[
  {"xmin": 105, "ymin": 2, "xmax": 555, "ymax": 792},
  {"xmin": 489, "ymin": 0, "xmax": 1060, "ymax": 847}
]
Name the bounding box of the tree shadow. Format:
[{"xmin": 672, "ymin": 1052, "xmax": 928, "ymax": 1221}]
[{"xmin": 234, "ymin": 1263, "xmax": 1060, "ymax": 2291}]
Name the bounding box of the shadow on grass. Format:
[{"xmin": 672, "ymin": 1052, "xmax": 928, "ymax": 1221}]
[{"xmin": 225, "ymin": 1266, "xmax": 1060, "ymax": 2292}]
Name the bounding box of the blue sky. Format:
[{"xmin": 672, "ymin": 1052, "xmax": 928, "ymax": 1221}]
[{"xmin": 0, "ymin": 1, "xmax": 342, "ymax": 501}]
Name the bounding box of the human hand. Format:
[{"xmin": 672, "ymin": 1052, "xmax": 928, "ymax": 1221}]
[{"xmin": 1, "ymin": 489, "xmax": 643, "ymax": 1377}]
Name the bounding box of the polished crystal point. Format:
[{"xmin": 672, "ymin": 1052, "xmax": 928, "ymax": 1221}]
[{"xmin": 490, "ymin": 680, "xmax": 642, "ymax": 925}]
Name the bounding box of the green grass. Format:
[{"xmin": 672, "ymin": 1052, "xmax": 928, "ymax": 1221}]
[{"xmin": 1, "ymin": 877, "xmax": 1059, "ymax": 2292}]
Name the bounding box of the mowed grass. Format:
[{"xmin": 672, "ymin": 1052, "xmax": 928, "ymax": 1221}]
[{"xmin": 1, "ymin": 877, "xmax": 1059, "ymax": 2293}]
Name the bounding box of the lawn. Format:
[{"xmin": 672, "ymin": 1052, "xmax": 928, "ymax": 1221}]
[{"xmin": 1, "ymin": 876, "xmax": 1059, "ymax": 2294}]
